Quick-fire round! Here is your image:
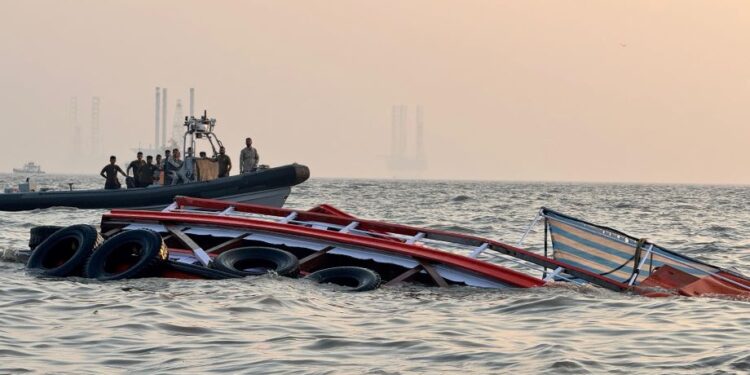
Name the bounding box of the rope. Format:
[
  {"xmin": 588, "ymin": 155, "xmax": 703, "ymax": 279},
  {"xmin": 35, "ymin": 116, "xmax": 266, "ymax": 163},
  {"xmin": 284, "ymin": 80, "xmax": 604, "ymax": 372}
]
[
  {"xmin": 628, "ymin": 238, "xmax": 648, "ymax": 283},
  {"xmin": 599, "ymin": 237, "xmax": 647, "ymax": 277}
]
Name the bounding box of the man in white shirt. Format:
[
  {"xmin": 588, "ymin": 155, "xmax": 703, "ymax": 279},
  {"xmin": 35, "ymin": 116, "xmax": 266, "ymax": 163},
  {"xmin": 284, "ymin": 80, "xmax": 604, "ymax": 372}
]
[
  {"xmin": 239, "ymin": 137, "xmax": 259, "ymax": 173},
  {"xmin": 169, "ymin": 149, "xmax": 189, "ymax": 185}
]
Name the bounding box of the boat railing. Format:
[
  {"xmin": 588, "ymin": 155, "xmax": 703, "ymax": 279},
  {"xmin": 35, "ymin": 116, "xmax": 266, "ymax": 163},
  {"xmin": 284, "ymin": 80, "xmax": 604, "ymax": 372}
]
[
  {"xmin": 163, "ymin": 202, "xmax": 404, "ymax": 243},
  {"xmin": 148, "ymin": 196, "xmax": 634, "ymax": 292}
]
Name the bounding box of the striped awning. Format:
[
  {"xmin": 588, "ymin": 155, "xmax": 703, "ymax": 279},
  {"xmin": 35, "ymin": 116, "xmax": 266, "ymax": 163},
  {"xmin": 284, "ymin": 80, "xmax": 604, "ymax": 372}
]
[{"xmin": 543, "ymin": 208, "xmax": 718, "ymax": 284}]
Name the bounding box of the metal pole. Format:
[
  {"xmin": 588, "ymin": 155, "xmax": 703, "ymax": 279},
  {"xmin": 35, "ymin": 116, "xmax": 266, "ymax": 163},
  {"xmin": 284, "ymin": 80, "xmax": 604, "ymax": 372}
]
[
  {"xmin": 543, "ymin": 219, "xmax": 548, "ymax": 278},
  {"xmin": 399, "ymin": 105, "xmax": 407, "ymax": 157},
  {"xmin": 91, "ymin": 96, "xmax": 100, "ymax": 157},
  {"xmin": 517, "ymin": 209, "xmax": 543, "ymax": 247},
  {"xmin": 416, "ymin": 105, "xmax": 423, "ymax": 160},
  {"xmin": 161, "ymin": 88, "xmax": 167, "ymax": 148},
  {"xmin": 70, "ymin": 96, "xmax": 80, "ymax": 154},
  {"xmin": 155, "ymin": 87, "xmax": 160, "ymax": 149},
  {"xmin": 189, "ymin": 88, "xmax": 194, "ymax": 117},
  {"xmin": 391, "ymin": 105, "xmax": 398, "ymax": 159}
]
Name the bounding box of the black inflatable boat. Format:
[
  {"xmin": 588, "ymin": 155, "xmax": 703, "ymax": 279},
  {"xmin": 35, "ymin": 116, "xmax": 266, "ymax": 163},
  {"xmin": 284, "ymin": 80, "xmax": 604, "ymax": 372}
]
[{"xmin": 0, "ymin": 163, "xmax": 309, "ymax": 211}]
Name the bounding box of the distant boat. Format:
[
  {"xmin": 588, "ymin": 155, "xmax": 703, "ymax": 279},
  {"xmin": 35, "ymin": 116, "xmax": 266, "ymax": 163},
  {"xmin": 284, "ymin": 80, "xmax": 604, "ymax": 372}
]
[{"xmin": 12, "ymin": 162, "xmax": 45, "ymax": 174}]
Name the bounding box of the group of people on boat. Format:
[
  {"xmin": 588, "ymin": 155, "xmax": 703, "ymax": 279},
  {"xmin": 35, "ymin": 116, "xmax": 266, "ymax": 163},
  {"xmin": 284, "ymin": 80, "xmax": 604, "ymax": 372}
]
[{"xmin": 100, "ymin": 137, "xmax": 260, "ymax": 189}]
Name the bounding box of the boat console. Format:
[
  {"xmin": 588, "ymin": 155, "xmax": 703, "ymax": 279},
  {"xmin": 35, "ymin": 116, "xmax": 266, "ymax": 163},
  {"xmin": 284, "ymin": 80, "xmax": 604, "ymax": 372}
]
[{"xmin": 183, "ymin": 110, "xmax": 223, "ymax": 157}]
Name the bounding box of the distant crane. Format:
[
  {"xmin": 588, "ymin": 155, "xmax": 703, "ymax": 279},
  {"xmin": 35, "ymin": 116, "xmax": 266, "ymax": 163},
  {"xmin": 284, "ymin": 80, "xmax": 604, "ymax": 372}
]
[
  {"xmin": 136, "ymin": 87, "xmax": 196, "ymax": 157},
  {"xmin": 170, "ymin": 99, "xmax": 184, "ymax": 151},
  {"xmin": 161, "ymin": 88, "xmax": 167, "ymax": 147},
  {"xmin": 386, "ymin": 105, "xmax": 427, "ymax": 178},
  {"xmin": 91, "ymin": 96, "xmax": 101, "ymax": 157},
  {"xmin": 70, "ymin": 96, "xmax": 80, "ymax": 154}
]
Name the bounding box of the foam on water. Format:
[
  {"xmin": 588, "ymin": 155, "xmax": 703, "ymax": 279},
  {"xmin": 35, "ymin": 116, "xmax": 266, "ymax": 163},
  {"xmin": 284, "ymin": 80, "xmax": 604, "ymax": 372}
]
[{"xmin": 2, "ymin": 175, "xmax": 750, "ymax": 373}]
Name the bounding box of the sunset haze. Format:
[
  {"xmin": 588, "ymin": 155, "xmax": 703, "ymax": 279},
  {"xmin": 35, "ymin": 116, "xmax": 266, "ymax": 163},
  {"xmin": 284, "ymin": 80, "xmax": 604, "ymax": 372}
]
[{"xmin": 1, "ymin": 1, "xmax": 748, "ymax": 183}]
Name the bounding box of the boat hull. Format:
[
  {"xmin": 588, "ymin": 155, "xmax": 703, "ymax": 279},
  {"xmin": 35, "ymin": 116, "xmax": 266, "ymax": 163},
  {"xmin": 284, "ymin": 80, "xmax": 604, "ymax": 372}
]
[
  {"xmin": 134, "ymin": 186, "xmax": 292, "ymax": 210},
  {"xmin": 101, "ymin": 198, "xmax": 546, "ymax": 289},
  {"xmin": 0, "ymin": 164, "xmax": 309, "ymax": 211}
]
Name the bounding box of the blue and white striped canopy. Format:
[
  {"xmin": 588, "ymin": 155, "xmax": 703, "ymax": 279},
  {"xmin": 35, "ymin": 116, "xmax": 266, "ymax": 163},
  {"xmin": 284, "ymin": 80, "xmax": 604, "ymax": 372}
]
[{"xmin": 543, "ymin": 208, "xmax": 718, "ymax": 284}]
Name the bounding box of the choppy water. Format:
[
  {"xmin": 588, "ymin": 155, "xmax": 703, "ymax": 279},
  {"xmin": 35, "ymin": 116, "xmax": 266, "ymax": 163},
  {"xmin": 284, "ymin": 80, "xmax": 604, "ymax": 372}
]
[{"xmin": 2, "ymin": 174, "xmax": 750, "ymax": 374}]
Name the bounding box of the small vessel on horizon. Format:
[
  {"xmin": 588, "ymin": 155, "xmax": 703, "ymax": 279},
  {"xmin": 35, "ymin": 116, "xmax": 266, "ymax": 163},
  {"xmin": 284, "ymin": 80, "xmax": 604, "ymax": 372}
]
[{"xmin": 12, "ymin": 162, "xmax": 45, "ymax": 174}]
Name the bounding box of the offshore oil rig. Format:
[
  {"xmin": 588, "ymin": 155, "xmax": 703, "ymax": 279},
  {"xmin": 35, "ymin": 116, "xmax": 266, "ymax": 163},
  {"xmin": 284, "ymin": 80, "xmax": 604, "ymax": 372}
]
[
  {"xmin": 133, "ymin": 87, "xmax": 197, "ymax": 157},
  {"xmin": 386, "ymin": 105, "xmax": 427, "ymax": 178}
]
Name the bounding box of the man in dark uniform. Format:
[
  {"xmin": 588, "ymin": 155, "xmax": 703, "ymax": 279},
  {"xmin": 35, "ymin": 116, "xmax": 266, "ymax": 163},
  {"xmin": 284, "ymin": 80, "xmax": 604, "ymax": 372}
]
[
  {"xmin": 139, "ymin": 155, "xmax": 158, "ymax": 187},
  {"xmin": 162, "ymin": 149, "xmax": 172, "ymax": 185},
  {"xmin": 215, "ymin": 146, "xmax": 232, "ymax": 178},
  {"xmin": 127, "ymin": 152, "xmax": 146, "ymax": 187},
  {"xmin": 100, "ymin": 155, "xmax": 126, "ymax": 190},
  {"xmin": 154, "ymin": 154, "xmax": 163, "ymax": 184}
]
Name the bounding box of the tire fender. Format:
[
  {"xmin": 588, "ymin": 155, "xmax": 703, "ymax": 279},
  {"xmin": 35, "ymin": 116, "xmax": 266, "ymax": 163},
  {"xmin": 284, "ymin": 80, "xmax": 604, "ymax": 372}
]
[
  {"xmin": 211, "ymin": 247, "xmax": 299, "ymax": 277},
  {"xmin": 84, "ymin": 229, "xmax": 168, "ymax": 281},
  {"xmin": 28, "ymin": 225, "xmax": 64, "ymax": 250},
  {"xmin": 27, "ymin": 224, "xmax": 102, "ymax": 277},
  {"xmin": 306, "ymin": 266, "xmax": 381, "ymax": 292}
]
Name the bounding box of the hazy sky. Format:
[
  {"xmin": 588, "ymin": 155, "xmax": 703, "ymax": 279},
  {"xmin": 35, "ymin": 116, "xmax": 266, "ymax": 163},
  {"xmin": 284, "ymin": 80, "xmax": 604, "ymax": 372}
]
[{"xmin": 1, "ymin": 1, "xmax": 749, "ymax": 183}]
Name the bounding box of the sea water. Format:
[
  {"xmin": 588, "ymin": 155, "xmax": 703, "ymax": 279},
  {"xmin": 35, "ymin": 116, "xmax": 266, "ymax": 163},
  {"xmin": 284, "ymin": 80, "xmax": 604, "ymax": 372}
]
[{"xmin": 1, "ymin": 174, "xmax": 749, "ymax": 374}]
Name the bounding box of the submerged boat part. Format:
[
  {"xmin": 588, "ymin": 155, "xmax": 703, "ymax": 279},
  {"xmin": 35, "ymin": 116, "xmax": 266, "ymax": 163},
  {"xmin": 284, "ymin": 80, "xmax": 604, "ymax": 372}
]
[
  {"xmin": 24, "ymin": 196, "xmax": 750, "ymax": 298},
  {"xmin": 306, "ymin": 266, "xmax": 382, "ymax": 292},
  {"xmin": 101, "ymin": 196, "xmax": 550, "ymax": 289},
  {"xmin": 538, "ymin": 208, "xmax": 750, "ymax": 298}
]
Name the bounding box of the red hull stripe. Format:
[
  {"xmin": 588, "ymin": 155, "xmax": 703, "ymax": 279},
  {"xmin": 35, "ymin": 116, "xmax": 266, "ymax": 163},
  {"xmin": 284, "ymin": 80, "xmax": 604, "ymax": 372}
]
[
  {"xmin": 166, "ymin": 196, "xmax": 627, "ymax": 290},
  {"xmin": 104, "ymin": 210, "xmax": 544, "ymax": 288}
]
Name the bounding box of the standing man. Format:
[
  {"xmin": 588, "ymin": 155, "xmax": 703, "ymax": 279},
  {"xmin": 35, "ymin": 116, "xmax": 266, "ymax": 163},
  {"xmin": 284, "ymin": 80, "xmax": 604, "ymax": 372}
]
[
  {"xmin": 215, "ymin": 146, "xmax": 232, "ymax": 178},
  {"xmin": 139, "ymin": 155, "xmax": 158, "ymax": 187},
  {"xmin": 126, "ymin": 152, "xmax": 146, "ymax": 187},
  {"xmin": 154, "ymin": 154, "xmax": 163, "ymax": 184},
  {"xmin": 162, "ymin": 149, "xmax": 172, "ymax": 185},
  {"xmin": 162, "ymin": 149, "xmax": 171, "ymax": 167},
  {"xmin": 100, "ymin": 155, "xmax": 127, "ymax": 190},
  {"xmin": 169, "ymin": 148, "xmax": 189, "ymax": 185},
  {"xmin": 184, "ymin": 147, "xmax": 196, "ymax": 181},
  {"xmin": 239, "ymin": 137, "xmax": 259, "ymax": 173}
]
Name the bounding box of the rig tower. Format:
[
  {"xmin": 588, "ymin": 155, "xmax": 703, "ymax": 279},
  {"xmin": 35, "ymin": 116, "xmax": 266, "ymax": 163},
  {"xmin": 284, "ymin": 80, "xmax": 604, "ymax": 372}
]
[
  {"xmin": 386, "ymin": 105, "xmax": 427, "ymax": 178},
  {"xmin": 70, "ymin": 96, "xmax": 80, "ymax": 154},
  {"xmin": 189, "ymin": 87, "xmax": 195, "ymax": 117},
  {"xmin": 154, "ymin": 87, "xmax": 161, "ymax": 150},
  {"xmin": 91, "ymin": 96, "xmax": 100, "ymax": 157},
  {"xmin": 161, "ymin": 88, "xmax": 168, "ymax": 147},
  {"xmin": 171, "ymin": 99, "xmax": 184, "ymax": 150}
]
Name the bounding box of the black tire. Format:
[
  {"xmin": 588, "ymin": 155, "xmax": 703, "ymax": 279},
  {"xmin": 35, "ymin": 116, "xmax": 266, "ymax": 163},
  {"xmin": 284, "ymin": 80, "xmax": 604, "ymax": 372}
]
[
  {"xmin": 26, "ymin": 224, "xmax": 102, "ymax": 277},
  {"xmin": 164, "ymin": 261, "xmax": 241, "ymax": 280},
  {"xmin": 306, "ymin": 266, "xmax": 381, "ymax": 292},
  {"xmin": 211, "ymin": 247, "xmax": 299, "ymax": 277},
  {"xmin": 28, "ymin": 225, "xmax": 64, "ymax": 250},
  {"xmin": 83, "ymin": 229, "xmax": 168, "ymax": 281}
]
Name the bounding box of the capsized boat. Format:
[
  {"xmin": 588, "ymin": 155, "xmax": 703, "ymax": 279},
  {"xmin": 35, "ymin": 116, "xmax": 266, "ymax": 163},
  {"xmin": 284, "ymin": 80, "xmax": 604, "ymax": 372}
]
[
  {"xmin": 94, "ymin": 196, "xmax": 544, "ymax": 288},
  {"xmin": 24, "ymin": 197, "xmax": 750, "ymax": 297}
]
